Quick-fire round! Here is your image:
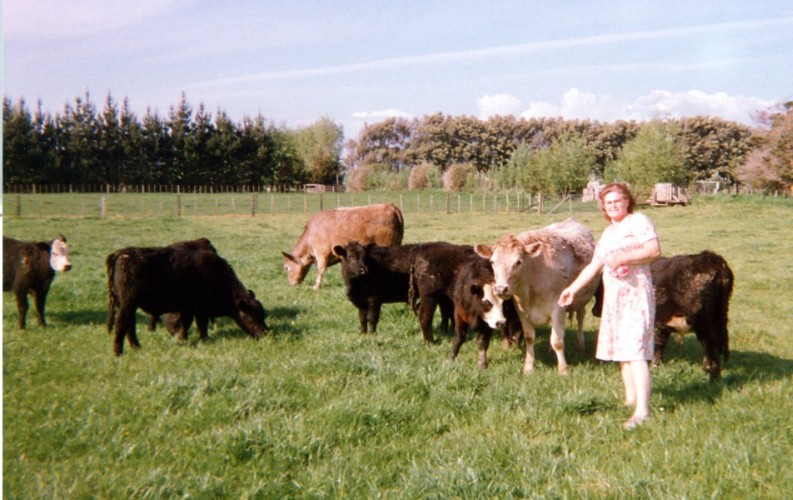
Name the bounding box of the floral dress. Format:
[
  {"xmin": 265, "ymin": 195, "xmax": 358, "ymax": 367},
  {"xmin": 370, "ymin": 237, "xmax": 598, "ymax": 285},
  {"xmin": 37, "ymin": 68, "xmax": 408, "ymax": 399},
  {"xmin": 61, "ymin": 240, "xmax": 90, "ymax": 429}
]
[{"xmin": 594, "ymin": 212, "xmax": 658, "ymax": 362}]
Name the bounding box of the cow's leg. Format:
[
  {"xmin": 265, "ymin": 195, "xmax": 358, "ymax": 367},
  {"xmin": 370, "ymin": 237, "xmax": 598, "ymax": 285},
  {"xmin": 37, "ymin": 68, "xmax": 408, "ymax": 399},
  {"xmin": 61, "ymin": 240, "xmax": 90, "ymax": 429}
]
[
  {"xmin": 512, "ymin": 302, "xmax": 537, "ymax": 374},
  {"xmin": 550, "ymin": 306, "xmax": 569, "ymax": 374},
  {"xmin": 476, "ymin": 328, "xmax": 492, "ymax": 370},
  {"xmin": 114, "ymin": 305, "xmax": 139, "ymax": 355},
  {"xmin": 196, "ymin": 313, "xmax": 210, "ymax": 341},
  {"xmin": 652, "ymin": 328, "xmax": 672, "ymax": 367},
  {"xmin": 33, "ymin": 286, "xmax": 49, "ymax": 327},
  {"xmin": 178, "ymin": 312, "xmax": 194, "ymax": 341},
  {"xmin": 574, "ymin": 306, "xmax": 586, "ymax": 351},
  {"xmin": 312, "ymin": 257, "xmax": 327, "ymax": 290},
  {"xmin": 14, "ymin": 289, "xmax": 29, "ymax": 329},
  {"xmin": 148, "ymin": 315, "xmax": 159, "ymax": 332},
  {"xmin": 418, "ymin": 299, "xmax": 437, "ymax": 345},
  {"xmin": 357, "ymin": 307, "xmax": 368, "ymax": 333},
  {"xmin": 449, "ymin": 313, "xmax": 467, "ymax": 362},
  {"xmin": 367, "ymin": 302, "xmax": 382, "ymax": 334}
]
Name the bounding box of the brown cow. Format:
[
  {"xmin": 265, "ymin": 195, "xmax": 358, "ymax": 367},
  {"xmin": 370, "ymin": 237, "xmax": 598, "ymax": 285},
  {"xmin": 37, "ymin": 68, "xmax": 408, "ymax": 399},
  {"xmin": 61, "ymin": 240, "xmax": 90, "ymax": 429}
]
[
  {"xmin": 475, "ymin": 218, "xmax": 597, "ymax": 375},
  {"xmin": 282, "ymin": 203, "xmax": 404, "ymax": 289},
  {"xmin": 3, "ymin": 235, "xmax": 72, "ymax": 329}
]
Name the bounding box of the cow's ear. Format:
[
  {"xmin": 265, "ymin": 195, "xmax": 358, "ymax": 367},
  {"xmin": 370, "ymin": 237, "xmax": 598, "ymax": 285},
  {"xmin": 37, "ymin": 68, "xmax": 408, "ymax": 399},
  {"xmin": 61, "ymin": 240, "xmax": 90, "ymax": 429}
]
[
  {"xmin": 470, "ymin": 284, "xmax": 484, "ymax": 298},
  {"xmin": 526, "ymin": 242, "xmax": 543, "ymax": 257},
  {"xmin": 333, "ymin": 245, "xmax": 346, "ymax": 257},
  {"xmin": 248, "ymin": 289, "xmax": 256, "ymax": 299},
  {"xmin": 474, "ymin": 244, "xmax": 492, "ymax": 258},
  {"xmin": 282, "ymin": 251, "xmax": 297, "ymax": 262}
]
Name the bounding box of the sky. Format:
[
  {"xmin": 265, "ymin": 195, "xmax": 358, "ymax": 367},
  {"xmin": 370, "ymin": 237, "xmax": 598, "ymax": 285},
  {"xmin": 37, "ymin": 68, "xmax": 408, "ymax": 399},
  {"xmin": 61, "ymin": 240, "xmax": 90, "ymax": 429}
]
[{"xmin": 3, "ymin": 1, "xmax": 792, "ymax": 141}]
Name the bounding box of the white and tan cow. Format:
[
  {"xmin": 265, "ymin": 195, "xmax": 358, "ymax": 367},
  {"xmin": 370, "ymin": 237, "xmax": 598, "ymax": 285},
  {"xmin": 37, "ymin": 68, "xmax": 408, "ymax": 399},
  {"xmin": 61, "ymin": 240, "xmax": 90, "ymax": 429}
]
[
  {"xmin": 282, "ymin": 203, "xmax": 404, "ymax": 289},
  {"xmin": 474, "ymin": 218, "xmax": 597, "ymax": 374}
]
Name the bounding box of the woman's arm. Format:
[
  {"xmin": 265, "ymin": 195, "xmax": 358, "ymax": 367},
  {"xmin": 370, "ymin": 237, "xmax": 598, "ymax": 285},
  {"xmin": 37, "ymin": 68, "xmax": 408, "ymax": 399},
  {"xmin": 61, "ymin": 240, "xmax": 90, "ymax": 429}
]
[
  {"xmin": 606, "ymin": 237, "xmax": 661, "ymax": 268},
  {"xmin": 558, "ymin": 258, "xmax": 604, "ymax": 307}
]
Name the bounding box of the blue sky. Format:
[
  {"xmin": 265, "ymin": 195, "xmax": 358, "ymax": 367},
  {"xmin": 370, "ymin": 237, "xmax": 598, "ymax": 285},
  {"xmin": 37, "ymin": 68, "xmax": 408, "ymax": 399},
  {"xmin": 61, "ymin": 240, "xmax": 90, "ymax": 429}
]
[{"xmin": 3, "ymin": 1, "xmax": 792, "ymax": 140}]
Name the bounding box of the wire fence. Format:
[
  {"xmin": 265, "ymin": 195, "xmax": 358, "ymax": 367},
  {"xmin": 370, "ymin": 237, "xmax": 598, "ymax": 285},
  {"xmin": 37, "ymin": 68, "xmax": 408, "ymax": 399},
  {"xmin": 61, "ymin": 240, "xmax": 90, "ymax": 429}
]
[{"xmin": 2, "ymin": 191, "xmax": 598, "ymax": 219}]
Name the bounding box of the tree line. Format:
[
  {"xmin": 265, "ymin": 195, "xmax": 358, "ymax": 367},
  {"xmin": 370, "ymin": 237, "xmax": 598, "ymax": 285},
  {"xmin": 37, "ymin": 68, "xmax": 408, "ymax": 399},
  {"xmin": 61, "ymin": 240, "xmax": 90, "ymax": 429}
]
[
  {"xmin": 4, "ymin": 91, "xmax": 791, "ymax": 194},
  {"xmin": 3, "ymin": 92, "xmax": 344, "ymax": 189}
]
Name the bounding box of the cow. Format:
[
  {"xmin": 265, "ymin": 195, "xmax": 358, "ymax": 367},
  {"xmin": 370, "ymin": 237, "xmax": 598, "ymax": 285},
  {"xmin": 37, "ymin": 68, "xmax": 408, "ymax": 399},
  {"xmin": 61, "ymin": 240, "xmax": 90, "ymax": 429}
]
[
  {"xmin": 652, "ymin": 251, "xmax": 734, "ymax": 379},
  {"xmin": 590, "ymin": 251, "xmax": 734, "ymax": 380},
  {"xmin": 448, "ymin": 256, "xmax": 511, "ymax": 369},
  {"xmin": 474, "ymin": 218, "xmax": 597, "ymax": 375},
  {"xmin": 106, "ymin": 244, "xmax": 268, "ymax": 356},
  {"xmin": 282, "ymin": 203, "xmax": 404, "ymax": 289},
  {"xmin": 408, "ymin": 242, "xmax": 481, "ymax": 345},
  {"xmin": 333, "ymin": 241, "xmax": 452, "ymax": 335},
  {"xmin": 146, "ymin": 238, "xmax": 218, "ymax": 333},
  {"xmin": 3, "ymin": 235, "xmax": 72, "ymax": 329}
]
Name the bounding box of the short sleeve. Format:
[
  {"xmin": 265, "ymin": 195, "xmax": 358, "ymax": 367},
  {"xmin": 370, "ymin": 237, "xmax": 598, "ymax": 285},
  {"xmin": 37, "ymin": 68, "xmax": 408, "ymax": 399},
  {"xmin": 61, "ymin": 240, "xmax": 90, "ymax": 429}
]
[{"xmin": 627, "ymin": 213, "xmax": 658, "ymax": 245}]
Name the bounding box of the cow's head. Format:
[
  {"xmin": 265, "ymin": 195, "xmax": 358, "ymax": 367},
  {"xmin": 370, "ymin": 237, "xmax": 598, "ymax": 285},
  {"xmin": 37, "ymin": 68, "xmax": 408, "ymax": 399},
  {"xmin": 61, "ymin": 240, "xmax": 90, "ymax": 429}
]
[
  {"xmin": 469, "ymin": 282, "xmax": 507, "ymax": 329},
  {"xmin": 333, "ymin": 241, "xmax": 368, "ymax": 278},
  {"xmin": 475, "ymin": 236, "xmax": 543, "ymax": 299},
  {"xmin": 281, "ymin": 251, "xmax": 313, "ymax": 286},
  {"xmin": 49, "ymin": 234, "xmax": 72, "ymax": 272},
  {"xmin": 234, "ymin": 289, "xmax": 269, "ymax": 338}
]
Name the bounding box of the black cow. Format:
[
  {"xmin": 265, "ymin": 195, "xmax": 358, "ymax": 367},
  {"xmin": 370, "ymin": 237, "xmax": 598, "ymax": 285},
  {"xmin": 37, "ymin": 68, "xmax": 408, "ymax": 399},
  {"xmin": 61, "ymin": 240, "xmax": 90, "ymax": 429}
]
[
  {"xmin": 651, "ymin": 251, "xmax": 734, "ymax": 380},
  {"xmin": 448, "ymin": 256, "xmax": 510, "ymax": 369},
  {"xmin": 106, "ymin": 244, "xmax": 268, "ymax": 355},
  {"xmin": 146, "ymin": 238, "xmax": 218, "ymax": 333},
  {"xmin": 333, "ymin": 242, "xmax": 452, "ymax": 334},
  {"xmin": 408, "ymin": 242, "xmax": 481, "ymax": 345},
  {"xmin": 3, "ymin": 235, "xmax": 72, "ymax": 329},
  {"xmin": 592, "ymin": 251, "xmax": 734, "ymax": 380}
]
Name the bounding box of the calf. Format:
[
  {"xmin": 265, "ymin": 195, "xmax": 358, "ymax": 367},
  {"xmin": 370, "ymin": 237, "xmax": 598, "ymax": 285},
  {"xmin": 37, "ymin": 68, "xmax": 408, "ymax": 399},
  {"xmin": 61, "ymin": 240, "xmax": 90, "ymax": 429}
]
[
  {"xmin": 448, "ymin": 256, "xmax": 511, "ymax": 369},
  {"xmin": 3, "ymin": 235, "xmax": 72, "ymax": 329},
  {"xmin": 283, "ymin": 203, "xmax": 404, "ymax": 289},
  {"xmin": 651, "ymin": 251, "xmax": 734, "ymax": 380},
  {"xmin": 106, "ymin": 244, "xmax": 268, "ymax": 355},
  {"xmin": 408, "ymin": 242, "xmax": 480, "ymax": 345},
  {"xmin": 146, "ymin": 238, "xmax": 218, "ymax": 332},
  {"xmin": 591, "ymin": 251, "xmax": 734, "ymax": 380}
]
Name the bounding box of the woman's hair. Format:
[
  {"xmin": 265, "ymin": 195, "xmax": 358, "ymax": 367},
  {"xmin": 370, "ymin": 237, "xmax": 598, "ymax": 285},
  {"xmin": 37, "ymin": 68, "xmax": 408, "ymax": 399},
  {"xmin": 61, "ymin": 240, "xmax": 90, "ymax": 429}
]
[{"xmin": 598, "ymin": 182, "xmax": 636, "ymax": 220}]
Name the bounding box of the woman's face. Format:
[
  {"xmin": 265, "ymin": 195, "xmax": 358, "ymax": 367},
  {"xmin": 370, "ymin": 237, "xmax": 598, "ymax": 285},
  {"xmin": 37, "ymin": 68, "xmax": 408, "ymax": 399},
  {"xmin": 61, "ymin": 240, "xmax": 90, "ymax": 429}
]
[{"xmin": 603, "ymin": 191, "xmax": 629, "ymax": 223}]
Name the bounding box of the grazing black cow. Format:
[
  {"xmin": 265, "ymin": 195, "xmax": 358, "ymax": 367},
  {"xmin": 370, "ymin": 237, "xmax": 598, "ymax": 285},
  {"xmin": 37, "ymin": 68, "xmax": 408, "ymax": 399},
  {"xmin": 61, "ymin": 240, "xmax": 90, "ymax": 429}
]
[
  {"xmin": 448, "ymin": 256, "xmax": 510, "ymax": 369},
  {"xmin": 3, "ymin": 235, "xmax": 72, "ymax": 329},
  {"xmin": 333, "ymin": 242, "xmax": 452, "ymax": 334},
  {"xmin": 106, "ymin": 244, "xmax": 268, "ymax": 355},
  {"xmin": 146, "ymin": 238, "xmax": 218, "ymax": 333},
  {"xmin": 408, "ymin": 242, "xmax": 481, "ymax": 345},
  {"xmin": 592, "ymin": 251, "xmax": 734, "ymax": 380}
]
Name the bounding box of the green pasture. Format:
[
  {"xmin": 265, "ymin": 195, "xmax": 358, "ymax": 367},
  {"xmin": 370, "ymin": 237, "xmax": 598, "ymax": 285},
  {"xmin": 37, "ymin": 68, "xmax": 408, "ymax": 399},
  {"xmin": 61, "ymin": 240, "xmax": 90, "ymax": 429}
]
[{"xmin": 3, "ymin": 193, "xmax": 792, "ymax": 498}]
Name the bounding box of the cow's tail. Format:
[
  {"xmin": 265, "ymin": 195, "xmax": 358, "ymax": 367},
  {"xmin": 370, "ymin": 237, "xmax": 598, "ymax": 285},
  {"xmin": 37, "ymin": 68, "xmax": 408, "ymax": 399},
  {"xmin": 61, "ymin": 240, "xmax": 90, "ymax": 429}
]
[
  {"xmin": 392, "ymin": 204, "xmax": 405, "ymax": 245},
  {"xmin": 716, "ymin": 254, "xmax": 735, "ymax": 363},
  {"xmin": 407, "ymin": 251, "xmax": 419, "ymax": 315},
  {"xmin": 105, "ymin": 251, "xmax": 120, "ymax": 334}
]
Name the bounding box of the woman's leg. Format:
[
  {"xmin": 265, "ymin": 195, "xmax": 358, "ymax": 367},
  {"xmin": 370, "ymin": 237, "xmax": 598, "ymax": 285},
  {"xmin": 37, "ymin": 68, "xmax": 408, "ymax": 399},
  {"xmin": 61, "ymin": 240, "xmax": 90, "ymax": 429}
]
[
  {"xmin": 623, "ymin": 360, "xmax": 651, "ymax": 429},
  {"xmin": 621, "ymin": 362, "xmax": 636, "ymax": 407}
]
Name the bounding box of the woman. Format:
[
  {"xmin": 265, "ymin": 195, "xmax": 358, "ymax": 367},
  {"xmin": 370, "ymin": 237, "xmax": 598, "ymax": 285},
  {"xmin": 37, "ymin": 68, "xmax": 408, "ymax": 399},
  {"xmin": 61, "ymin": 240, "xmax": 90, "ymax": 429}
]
[{"xmin": 558, "ymin": 182, "xmax": 661, "ymax": 430}]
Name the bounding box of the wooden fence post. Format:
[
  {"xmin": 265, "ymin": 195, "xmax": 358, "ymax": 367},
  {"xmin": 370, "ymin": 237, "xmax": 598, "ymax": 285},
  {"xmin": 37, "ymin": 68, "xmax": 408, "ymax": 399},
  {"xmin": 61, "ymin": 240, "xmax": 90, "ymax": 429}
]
[
  {"xmin": 100, "ymin": 196, "xmax": 107, "ymax": 218},
  {"xmin": 176, "ymin": 195, "xmax": 182, "ymax": 217},
  {"xmin": 252, "ymin": 194, "xmax": 258, "ymax": 217},
  {"xmin": 15, "ymin": 195, "xmax": 21, "ymax": 217}
]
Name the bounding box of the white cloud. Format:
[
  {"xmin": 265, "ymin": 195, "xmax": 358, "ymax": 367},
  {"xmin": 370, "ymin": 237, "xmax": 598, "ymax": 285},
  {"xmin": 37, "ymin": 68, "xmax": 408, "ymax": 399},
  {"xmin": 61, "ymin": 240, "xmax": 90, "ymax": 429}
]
[
  {"xmin": 3, "ymin": 0, "xmax": 190, "ymax": 38},
  {"xmin": 516, "ymin": 88, "xmax": 775, "ymax": 125},
  {"xmin": 352, "ymin": 108, "xmax": 413, "ymax": 120},
  {"xmin": 477, "ymin": 94, "xmax": 523, "ymax": 119}
]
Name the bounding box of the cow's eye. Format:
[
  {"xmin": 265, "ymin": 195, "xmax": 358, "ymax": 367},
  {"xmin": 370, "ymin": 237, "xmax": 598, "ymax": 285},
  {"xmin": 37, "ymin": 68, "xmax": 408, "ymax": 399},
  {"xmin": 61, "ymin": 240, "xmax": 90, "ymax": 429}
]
[
  {"xmin": 482, "ymin": 300, "xmax": 492, "ymax": 311},
  {"xmin": 513, "ymin": 259, "xmax": 522, "ymax": 268}
]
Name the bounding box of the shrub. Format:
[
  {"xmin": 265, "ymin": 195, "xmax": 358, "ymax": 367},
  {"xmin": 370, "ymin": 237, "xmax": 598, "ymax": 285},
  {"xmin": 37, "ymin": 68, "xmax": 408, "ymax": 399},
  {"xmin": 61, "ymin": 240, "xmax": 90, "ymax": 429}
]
[
  {"xmin": 443, "ymin": 163, "xmax": 476, "ymax": 192},
  {"xmin": 408, "ymin": 162, "xmax": 442, "ymax": 190}
]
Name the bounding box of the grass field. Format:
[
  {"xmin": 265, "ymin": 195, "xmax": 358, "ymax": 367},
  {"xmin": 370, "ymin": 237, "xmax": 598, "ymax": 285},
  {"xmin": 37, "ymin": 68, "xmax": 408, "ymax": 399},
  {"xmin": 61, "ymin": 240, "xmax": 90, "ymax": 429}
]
[{"xmin": 3, "ymin": 193, "xmax": 792, "ymax": 498}]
